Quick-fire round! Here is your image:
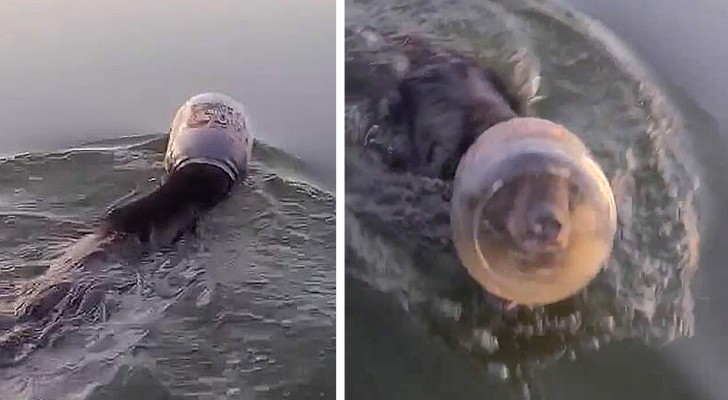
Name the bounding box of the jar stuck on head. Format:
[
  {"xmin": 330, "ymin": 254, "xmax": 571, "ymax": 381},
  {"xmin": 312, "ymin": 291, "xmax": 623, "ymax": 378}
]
[
  {"xmin": 450, "ymin": 117, "xmax": 617, "ymax": 306},
  {"xmin": 164, "ymin": 92, "xmax": 254, "ymax": 182}
]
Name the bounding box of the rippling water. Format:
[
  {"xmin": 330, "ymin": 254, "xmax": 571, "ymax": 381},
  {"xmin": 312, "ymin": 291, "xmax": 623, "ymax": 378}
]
[
  {"xmin": 345, "ymin": 0, "xmax": 702, "ymax": 398},
  {"xmin": 0, "ymin": 136, "xmax": 335, "ymax": 399}
]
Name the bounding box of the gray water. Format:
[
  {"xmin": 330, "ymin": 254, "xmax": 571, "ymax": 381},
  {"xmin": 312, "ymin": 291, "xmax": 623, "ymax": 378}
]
[
  {"xmin": 345, "ymin": 0, "xmax": 720, "ymax": 399},
  {"xmin": 558, "ymin": 3, "xmax": 728, "ymax": 399},
  {"xmin": 0, "ymin": 2, "xmax": 335, "ymax": 399},
  {"xmin": 0, "ymin": 137, "xmax": 336, "ymax": 400}
]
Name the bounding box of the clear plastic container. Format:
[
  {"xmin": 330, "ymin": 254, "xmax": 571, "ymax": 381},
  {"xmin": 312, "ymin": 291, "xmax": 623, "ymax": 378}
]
[
  {"xmin": 164, "ymin": 92, "xmax": 253, "ymax": 181},
  {"xmin": 451, "ymin": 117, "xmax": 617, "ymax": 306}
]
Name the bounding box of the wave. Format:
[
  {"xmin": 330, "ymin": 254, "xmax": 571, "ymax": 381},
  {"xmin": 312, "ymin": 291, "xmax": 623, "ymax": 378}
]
[{"xmin": 0, "ymin": 135, "xmax": 335, "ymax": 399}]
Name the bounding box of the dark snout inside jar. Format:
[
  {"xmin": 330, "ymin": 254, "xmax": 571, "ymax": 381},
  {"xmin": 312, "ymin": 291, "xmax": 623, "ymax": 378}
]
[{"xmin": 451, "ymin": 118, "xmax": 617, "ymax": 306}]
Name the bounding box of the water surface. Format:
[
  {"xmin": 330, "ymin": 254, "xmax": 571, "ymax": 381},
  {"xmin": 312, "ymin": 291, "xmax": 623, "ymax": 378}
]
[
  {"xmin": 0, "ymin": 0, "xmax": 335, "ymax": 186},
  {"xmin": 559, "ymin": 2, "xmax": 728, "ymax": 398},
  {"xmin": 345, "ymin": 0, "xmax": 713, "ymax": 398},
  {"xmin": 0, "ymin": 2, "xmax": 336, "ymax": 398},
  {"xmin": 0, "ymin": 137, "xmax": 336, "ymax": 400}
]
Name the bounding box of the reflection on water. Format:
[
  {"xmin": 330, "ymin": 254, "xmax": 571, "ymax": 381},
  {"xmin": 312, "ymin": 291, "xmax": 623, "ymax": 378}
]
[
  {"xmin": 345, "ymin": 0, "xmax": 702, "ymax": 398},
  {"xmin": 0, "ymin": 136, "xmax": 335, "ymax": 399}
]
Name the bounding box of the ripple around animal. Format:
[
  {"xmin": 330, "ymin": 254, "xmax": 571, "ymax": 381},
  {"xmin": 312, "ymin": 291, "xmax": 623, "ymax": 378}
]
[
  {"xmin": 0, "ymin": 135, "xmax": 335, "ymax": 400},
  {"xmin": 345, "ymin": 0, "xmax": 701, "ymax": 394}
]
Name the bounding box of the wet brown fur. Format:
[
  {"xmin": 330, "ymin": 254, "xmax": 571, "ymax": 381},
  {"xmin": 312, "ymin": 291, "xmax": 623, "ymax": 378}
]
[
  {"xmin": 483, "ymin": 174, "xmax": 572, "ymax": 263},
  {"xmin": 370, "ymin": 32, "xmax": 574, "ymax": 259}
]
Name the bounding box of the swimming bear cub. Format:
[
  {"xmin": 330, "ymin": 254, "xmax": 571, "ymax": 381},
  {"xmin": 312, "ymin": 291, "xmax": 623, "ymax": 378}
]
[
  {"xmin": 346, "ymin": 28, "xmax": 616, "ymax": 306},
  {"xmin": 13, "ymin": 93, "xmax": 253, "ymax": 324}
]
